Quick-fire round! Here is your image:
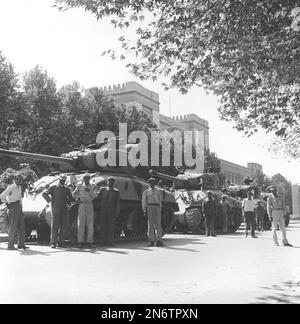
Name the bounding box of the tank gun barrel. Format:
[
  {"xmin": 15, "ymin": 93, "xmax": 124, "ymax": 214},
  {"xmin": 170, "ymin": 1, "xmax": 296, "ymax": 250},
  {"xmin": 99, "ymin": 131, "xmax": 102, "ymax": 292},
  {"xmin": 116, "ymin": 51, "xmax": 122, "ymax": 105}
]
[
  {"xmin": 149, "ymin": 170, "xmax": 187, "ymax": 189},
  {"xmin": 149, "ymin": 170, "xmax": 181, "ymax": 182},
  {"xmin": 0, "ymin": 148, "xmax": 75, "ymax": 170}
]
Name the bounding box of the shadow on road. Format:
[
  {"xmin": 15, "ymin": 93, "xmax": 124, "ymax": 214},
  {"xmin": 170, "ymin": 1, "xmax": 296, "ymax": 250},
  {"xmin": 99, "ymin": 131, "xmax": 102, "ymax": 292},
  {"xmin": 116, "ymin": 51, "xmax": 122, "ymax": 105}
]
[{"xmin": 253, "ymin": 281, "xmax": 300, "ymax": 304}]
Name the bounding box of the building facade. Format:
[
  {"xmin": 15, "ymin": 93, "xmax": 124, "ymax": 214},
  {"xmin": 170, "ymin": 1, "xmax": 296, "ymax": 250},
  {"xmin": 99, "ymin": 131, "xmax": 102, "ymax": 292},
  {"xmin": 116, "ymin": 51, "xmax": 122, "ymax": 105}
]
[
  {"xmin": 100, "ymin": 82, "xmax": 161, "ymax": 127},
  {"xmin": 101, "ymin": 81, "xmax": 262, "ymax": 181},
  {"xmin": 220, "ymin": 160, "xmax": 263, "ymax": 185}
]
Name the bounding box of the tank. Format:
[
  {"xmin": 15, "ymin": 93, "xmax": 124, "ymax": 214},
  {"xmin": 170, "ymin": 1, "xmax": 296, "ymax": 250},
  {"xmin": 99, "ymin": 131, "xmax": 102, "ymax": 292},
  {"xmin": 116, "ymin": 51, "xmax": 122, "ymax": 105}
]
[
  {"xmin": 0, "ymin": 146, "xmax": 179, "ymax": 242},
  {"xmin": 149, "ymin": 170, "xmax": 243, "ymax": 234}
]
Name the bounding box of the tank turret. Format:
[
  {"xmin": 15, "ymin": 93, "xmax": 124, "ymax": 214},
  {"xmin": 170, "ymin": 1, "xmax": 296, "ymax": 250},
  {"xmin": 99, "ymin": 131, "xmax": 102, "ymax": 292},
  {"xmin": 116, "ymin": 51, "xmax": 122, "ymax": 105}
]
[{"xmin": 149, "ymin": 170, "xmax": 221, "ymax": 191}]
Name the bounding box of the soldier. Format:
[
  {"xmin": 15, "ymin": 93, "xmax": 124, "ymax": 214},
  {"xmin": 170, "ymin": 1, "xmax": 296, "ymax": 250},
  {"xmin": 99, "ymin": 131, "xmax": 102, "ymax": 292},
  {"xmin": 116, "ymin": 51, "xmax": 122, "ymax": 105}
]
[
  {"xmin": 0, "ymin": 173, "xmax": 29, "ymax": 250},
  {"xmin": 256, "ymin": 200, "xmax": 265, "ymax": 232},
  {"xmin": 73, "ymin": 173, "xmax": 98, "ymax": 248},
  {"xmin": 202, "ymin": 191, "xmax": 217, "ymax": 237},
  {"xmin": 42, "ymin": 174, "xmax": 74, "ymax": 249},
  {"xmin": 142, "ymin": 178, "xmax": 164, "ymax": 247},
  {"xmin": 219, "ymin": 195, "xmax": 232, "ymax": 234},
  {"xmin": 242, "ymin": 191, "xmax": 257, "ymax": 238},
  {"xmin": 98, "ymin": 177, "xmax": 120, "ymax": 246},
  {"xmin": 267, "ymin": 187, "xmax": 292, "ymax": 247}
]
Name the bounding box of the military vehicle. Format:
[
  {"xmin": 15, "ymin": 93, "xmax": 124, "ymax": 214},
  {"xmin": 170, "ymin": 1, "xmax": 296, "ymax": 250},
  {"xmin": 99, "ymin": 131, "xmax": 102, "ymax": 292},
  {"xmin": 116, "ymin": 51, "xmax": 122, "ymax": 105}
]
[
  {"xmin": 0, "ymin": 146, "xmax": 179, "ymax": 242},
  {"xmin": 149, "ymin": 170, "xmax": 243, "ymax": 234}
]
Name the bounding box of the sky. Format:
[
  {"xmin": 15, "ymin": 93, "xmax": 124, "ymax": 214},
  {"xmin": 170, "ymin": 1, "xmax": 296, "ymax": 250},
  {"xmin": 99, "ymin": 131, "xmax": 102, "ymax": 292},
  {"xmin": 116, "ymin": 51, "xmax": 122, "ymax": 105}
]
[{"xmin": 0, "ymin": 0, "xmax": 299, "ymax": 183}]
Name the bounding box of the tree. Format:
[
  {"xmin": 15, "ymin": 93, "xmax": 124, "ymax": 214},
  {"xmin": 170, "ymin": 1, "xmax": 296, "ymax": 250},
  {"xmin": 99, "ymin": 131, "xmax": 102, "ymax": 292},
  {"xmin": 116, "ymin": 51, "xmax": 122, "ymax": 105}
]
[
  {"xmin": 55, "ymin": 0, "xmax": 300, "ymax": 157},
  {"xmin": 21, "ymin": 66, "xmax": 63, "ymax": 155},
  {"xmin": 0, "ymin": 52, "xmax": 24, "ymax": 150},
  {"xmin": 204, "ymin": 148, "xmax": 226, "ymax": 186}
]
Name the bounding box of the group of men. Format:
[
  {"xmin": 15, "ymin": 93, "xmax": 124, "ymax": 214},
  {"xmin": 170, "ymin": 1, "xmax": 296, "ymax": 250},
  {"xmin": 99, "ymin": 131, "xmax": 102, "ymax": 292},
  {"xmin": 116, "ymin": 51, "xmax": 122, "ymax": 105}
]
[
  {"xmin": 0, "ymin": 171, "xmax": 293, "ymax": 250},
  {"xmin": 202, "ymin": 192, "xmax": 232, "ymax": 237},
  {"xmin": 42, "ymin": 173, "xmax": 121, "ymax": 249},
  {"xmin": 202, "ymin": 188, "xmax": 292, "ymax": 247},
  {"xmin": 241, "ymin": 188, "xmax": 292, "ymax": 246},
  {"xmin": 0, "ymin": 173, "xmax": 165, "ymax": 250}
]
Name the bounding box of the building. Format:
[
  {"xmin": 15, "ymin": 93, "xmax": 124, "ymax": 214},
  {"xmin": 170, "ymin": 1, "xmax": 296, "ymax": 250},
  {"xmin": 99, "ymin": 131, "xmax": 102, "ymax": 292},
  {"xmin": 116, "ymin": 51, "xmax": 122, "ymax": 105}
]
[
  {"xmin": 221, "ymin": 160, "xmax": 263, "ymax": 185},
  {"xmin": 160, "ymin": 114, "xmax": 210, "ymax": 149},
  {"xmin": 101, "ymin": 81, "xmax": 262, "ymax": 180},
  {"xmin": 100, "ymin": 82, "xmax": 161, "ymax": 126}
]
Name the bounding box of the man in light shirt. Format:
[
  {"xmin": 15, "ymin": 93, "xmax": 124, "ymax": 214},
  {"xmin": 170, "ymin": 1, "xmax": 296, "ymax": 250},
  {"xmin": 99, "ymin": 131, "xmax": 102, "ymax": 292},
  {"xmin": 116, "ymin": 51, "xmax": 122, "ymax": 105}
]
[
  {"xmin": 267, "ymin": 187, "xmax": 292, "ymax": 247},
  {"xmin": 142, "ymin": 178, "xmax": 164, "ymax": 247},
  {"xmin": 73, "ymin": 173, "xmax": 98, "ymax": 248},
  {"xmin": 242, "ymin": 191, "xmax": 257, "ymax": 238},
  {"xmin": 0, "ymin": 173, "xmax": 28, "ymax": 250}
]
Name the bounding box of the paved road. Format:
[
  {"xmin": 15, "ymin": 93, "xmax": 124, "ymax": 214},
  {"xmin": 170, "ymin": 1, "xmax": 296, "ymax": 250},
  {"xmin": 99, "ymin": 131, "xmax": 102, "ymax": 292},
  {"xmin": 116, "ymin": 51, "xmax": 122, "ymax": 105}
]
[{"xmin": 1, "ymin": 222, "xmax": 300, "ymax": 304}]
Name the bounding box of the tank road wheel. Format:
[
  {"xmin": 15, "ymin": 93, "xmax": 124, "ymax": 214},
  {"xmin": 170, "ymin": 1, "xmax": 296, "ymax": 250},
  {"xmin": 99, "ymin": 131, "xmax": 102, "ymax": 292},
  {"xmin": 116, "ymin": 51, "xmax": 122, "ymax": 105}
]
[
  {"xmin": 162, "ymin": 209, "xmax": 175, "ymax": 235},
  {"xmin": 184, "ymin": 208, "xmax": 204, "ymax": 235},
  {"xmin": 264, "ymin": 211, "xmax": 272, "ymax": 230},
  {"xmin": 117, "ymin": 210, "xmax": 148, "ymax": 241},
  {"xmin": 25, "ymin": 226, "xmax": 33, "ymax": 241},
  {"xmin": 229, "ymin": 208, "xmax": 243, "ymax": 233},
  {"xmin": 37, "ymin": 224, "xmax": 51, "ymax": 243}
]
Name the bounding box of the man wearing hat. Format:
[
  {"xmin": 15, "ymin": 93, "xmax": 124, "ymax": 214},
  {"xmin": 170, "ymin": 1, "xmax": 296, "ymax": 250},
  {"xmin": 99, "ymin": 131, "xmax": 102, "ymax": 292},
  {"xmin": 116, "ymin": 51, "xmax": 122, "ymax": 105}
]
[
  {"xmin": 98, "ymin": 177, "xmax": 120, "ymax": 246},
  {"xmin": 202, "ymin": 191, "xmax": 218, "ymax": 237},
  {"xmin": 0, "ymin": 173, "xmax": 28, "ymax": 250},
  {"xmin": 142, "ymin": 178, "xmax": 164, "ymax": 247},
  {"xmin": 73, "ymin": 173, "xmax": 98, "ymax": 248},
  {"xmin": 42, "ymin": 174, "xmax": 74, "ymax": 248},
  {"xmin": 267, "ymin": 187, "xmax": 292, "ymax": 247}
]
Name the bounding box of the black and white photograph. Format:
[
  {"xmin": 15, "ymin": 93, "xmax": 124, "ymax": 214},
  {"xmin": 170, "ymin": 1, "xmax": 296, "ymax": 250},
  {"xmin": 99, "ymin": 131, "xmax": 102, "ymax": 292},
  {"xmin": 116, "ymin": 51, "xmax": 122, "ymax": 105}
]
[{"xmin": 0, "ymin": 0, "xmax": 300, "ymax": 307}]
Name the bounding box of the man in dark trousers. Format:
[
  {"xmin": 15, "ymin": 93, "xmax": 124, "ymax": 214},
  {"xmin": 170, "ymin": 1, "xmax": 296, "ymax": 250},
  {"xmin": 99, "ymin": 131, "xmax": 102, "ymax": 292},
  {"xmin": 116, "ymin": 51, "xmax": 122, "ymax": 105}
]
[
  {"xmin": 242, "ymin": 191, "xmax": 257, "ymax": 238},
  {"xmin": 202, "ymin": 191, "xmax": 217, "ymax": 237},
  {"xmin": 98, "ymin": 177, "xmax": 120, "ymax": 246},
  {"xmin": 0, "ymin": 173, "xmax": 28, "ymax": 250},
  {"xmin": 256, "ymin": 200, "xmax": 265, "ymax": 232},
  {"xmin": 42, "ymin": 174, "xmax": 74, "ymax": 249}
]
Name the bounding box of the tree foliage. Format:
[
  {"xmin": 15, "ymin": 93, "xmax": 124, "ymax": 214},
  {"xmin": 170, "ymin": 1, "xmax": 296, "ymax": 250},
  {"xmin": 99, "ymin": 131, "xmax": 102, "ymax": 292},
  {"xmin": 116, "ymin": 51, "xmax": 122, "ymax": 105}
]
[
  {"xmin": 0, "ymin": 53, "xmax": 158, "ymax": 176},
  {"xmin": 55, "ymin": 0, "xmax": 300, "ymax": 157},
  {"xmin": 271, "ymin": 173, "xmax": 293, "ymax": 208}
]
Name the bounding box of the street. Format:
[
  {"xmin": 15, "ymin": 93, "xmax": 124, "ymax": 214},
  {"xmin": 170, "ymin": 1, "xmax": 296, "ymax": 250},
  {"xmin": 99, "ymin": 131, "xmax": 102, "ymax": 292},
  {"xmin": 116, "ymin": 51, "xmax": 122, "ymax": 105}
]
[{"xmin": 1, "ymin": 222, "xmax": 300, "ymax": 304}]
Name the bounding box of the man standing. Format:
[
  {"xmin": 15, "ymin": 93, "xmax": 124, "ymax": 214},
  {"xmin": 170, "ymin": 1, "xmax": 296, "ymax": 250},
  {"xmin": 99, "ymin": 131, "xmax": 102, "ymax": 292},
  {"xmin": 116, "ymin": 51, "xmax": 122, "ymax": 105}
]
[
  {"xmin": 267, "ymin": 187, "xmax": 292, "ymax": 247},
  {"xmin": 242, "ymin": 192, "xmax": 257, "ymax": 238},
  {"xmin": 142, "ymin": 178, "xmax": 164, "ymax": 247},
  {"xmin": 256, "ymin": 200, "xmax": 265, "ymax": 232},
  {"xmin": 42, "ymin": 174, "xmax": 74, "ymax": 249},
  {"xmin": 98, "ymin": 177, "xmax": 120, "ymax": 246},
  {"xmin": 202, "ymin": 191, "xmax": 217, "ymax": 237},
  {"xmin": 73, "ymin": 173, "xmax": 98, "ymax": 248},
  {"xmin": 219, "ymin": 195, "xmax": 232, "ymax": 234},
  {"xmin": 0, "ymin": 173, "xmax": 28, "ymax": 250}
]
